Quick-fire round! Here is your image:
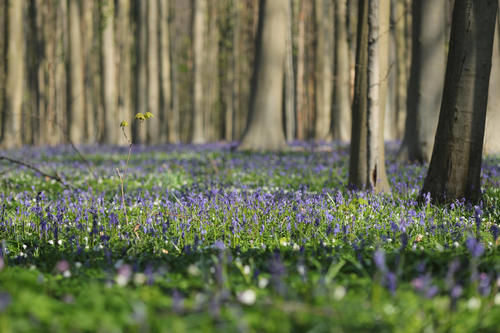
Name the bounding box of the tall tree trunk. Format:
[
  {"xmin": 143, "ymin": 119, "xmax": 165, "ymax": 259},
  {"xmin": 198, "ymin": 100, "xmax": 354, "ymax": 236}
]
[
  {"xmin": 147, "ymin": 0, "xmax": 160, "ymax": 144},
  {"xmin": 67, "ymin": 0, "xmax": 85, "ymax": 144},
  {"xmin": 420, "ymin": 0, "xmax": 498, "ymax": 204},
  {"xmin": 192, "ymin": 0, "xmax": 206, "ymax": 143},
  {"xmin": 1, "ymin": 0, "xmax": 25, "ymax": 149},
  {"xmin": 238, "ymin": 0, "xmax": 287, "ymax": 151},
  {"xmin": 393, "ymin": 0, "xmax": 409, "ymax": 140},
  {"xmin": 116, "ymin": 0, "xmax": 132, "ymax": 145},
  {"xmin": 332, "ymin": 0, "xmax": 352, "ymax": 142},
  {"xmin": 484, "ymin": 9, "xmax": 500, "ymax": 155},
  {"xmin": 349, "ymin": 0, "xmax": 390, "ymax": 192},
  {"xmin": 296, "ymin": 0, "xmax": 306, "ymax": 140},
  {"xmin": 81, "ymin": 0, "xmax": 97, "ymax": 143},
  {"xmin": 159, "ymin": 0, "xmax": 176, "ymax": 143},
  {"xmin": 133, "ymin": 0, "xmax": 148, "ymax": 143},
  {"xmin": 101, "ymin": 0, "xmax": 117, "ymax": 144},
  {"xmin": 284, "ymin": 0, "xmax": 295, "ymax": 142},
  {"xmin": 0, "ymin": 0, "xmax": 6, "ymax": 143},
  {"xmin": 399, "ymin": 0, "xmax": 446, "ymax": 163},
  {"xmin": 314, "ymin": 0, "xmax": 333, "ymax": 140},
  {"xmin": 205, "ymin": 2, "xmax": 219, "ymax": 142}
]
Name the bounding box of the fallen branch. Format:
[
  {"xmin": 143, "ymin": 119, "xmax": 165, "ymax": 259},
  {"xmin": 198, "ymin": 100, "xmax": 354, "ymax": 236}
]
[{"xmin": 0, "ymin": 154, "xmax": 75, "ymax": 189}]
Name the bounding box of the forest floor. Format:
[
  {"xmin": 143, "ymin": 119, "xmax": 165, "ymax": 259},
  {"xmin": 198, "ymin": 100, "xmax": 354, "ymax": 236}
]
[{"xmin": 0, "ymin": 142, "xmax": 499, "ymax": 332}]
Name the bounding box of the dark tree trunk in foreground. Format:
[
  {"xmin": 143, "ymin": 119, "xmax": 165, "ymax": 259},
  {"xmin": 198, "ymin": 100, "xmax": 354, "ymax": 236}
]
[
  {"xmin": 398, "ymin": 0, "xmax": 446, "ymax": 163},
  {"xmin": 238, "ymin": 0, "xmax": 287, "ymax": 151},
  {"xmin": 349, "ymin": 0, "xmax": 390, "ymax": 193},
  {"xmin": 420, "ymin": 0, "xmax": 498, "ymax": 204}
]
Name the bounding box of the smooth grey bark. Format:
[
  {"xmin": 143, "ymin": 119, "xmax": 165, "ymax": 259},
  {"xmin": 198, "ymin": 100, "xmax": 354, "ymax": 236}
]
[
  {"xmin": 284, "ymin": 0, "xmax": 295, "ymax": 142},
  {"xmin": 101, "ymin": 0, "xmax": 117, "ymax": 144},
  {"xmin": 67, "ymin": 0, "xmax": 84, "ymax": 144},
  {"xmin": 238, "ymin": 0, "xmax": 287, "ymax": 151},
  {"xmin": 484, "ymin": 10, "xmax": 500, "ymax": 155},
  {"xmin": 420, "ymin": 0, "xmax": 498, "ymax": 204},
  {"xmin": 314, "ymin": 0, "xmax": 333, "ymax": 140},
  {"xmin": 398, "ymin": 0, "xmax": 446, "ymax": 163},
  {"xmin": 332, "ymin": 0, "xmax": 351, "ymax": 142},
  {"xmin": 1, "ymin": 0, "xmax": 25, "ymax": 148},
  {"xmin": 133, "ymin": 0, "xmax": 148, "ymax": 143},
  {"xmin": 147, "ymin": 0, "xmax": 160, "ymax": 144},
  {"xmin": 191, "ymin": 0, "xmax": 206, "ymax": 143}
]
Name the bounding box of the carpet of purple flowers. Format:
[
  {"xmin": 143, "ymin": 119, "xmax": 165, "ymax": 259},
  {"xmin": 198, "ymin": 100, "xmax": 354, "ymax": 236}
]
[{"xmin": 0, "ymin": 142, "xmax": 500, "ymax": 332}]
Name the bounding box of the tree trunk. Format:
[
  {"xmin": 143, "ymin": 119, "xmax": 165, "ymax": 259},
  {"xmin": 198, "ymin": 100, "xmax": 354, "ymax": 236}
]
[
  {"xmin": 314, "ymin": 0, "xmax": 333, "ymax": 140},
  {"xmin": 393, "ymin": 0, "xmax": 409, "ymax": 140},
  {"xmin": 1, "ymin": 0, "xmax": 25, "ymax": 149},
  {"xmin": 101, "ymin": 0, "xmax": 117, "ymax": 144},
  {"xmin": 332, "ymin": 0, "xmax": 352, "ymax": 142},
  {"xmin": 133, "ymin": 0, "xmax": 148, "ymax": 143},
  {"xmin": 147, "ymin": 0, "xmax": 160, "ymax": 144},
  {"xmin": 238, "ymin": 0, "xmax": 287, "ymax": 151},
  {"xmin": 398, "ymin": 0, "xmax": 446, "ymax": 163},
  {"xmin": 420, "ymin": 0, "xmax": 498, "ymax": 204},
  {"xmin": 191, "ymin": 0, "xmax": 206, "ymax": 143},
  {"xmin": 284, "ymin": 0, "xmax": 295, "ymax": 142},
  {"xmin": 349, "ymin": 0, "xmax": 390, "ymax": 193},
  {"xmin": 484, "ymin": 9, "xmax": 500, "ymax": 155},
  {"xmin": 0, "ymin": 0, "xmax": 6, "ymax": 143},
  {"xmin": 296, "ymin": 0, "xmax": 306, "ymax": 140},
  {"xmin": 67, "ymin": 0, "xmax": 85, "ymax": 144}
]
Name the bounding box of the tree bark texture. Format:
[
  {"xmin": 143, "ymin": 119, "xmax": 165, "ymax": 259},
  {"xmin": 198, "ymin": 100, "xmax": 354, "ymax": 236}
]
[
  {"xmin": 238, "ymin": 0, "xmax": 287, "ymax": 151},
  {"xmin": 133, "ymin": 0, "xmax": 148, "ymax": 144},
  {"xmin": 420, "ymin": 0, "xmax": 498, "ymax": 204},
  {"xmin": 284, "ymin": 0, "xmax": 295, "ymax": 142},
  {"xmin": 399, "ymin": 0, "xmax": 446, "ymax": 163},
  {"xmin": 147, "ymin": 0, "xmax": 160, "ymax": 144},
  {"xmin": 191, "ymin": 0, "xmax": 206, "ymax": 143}
]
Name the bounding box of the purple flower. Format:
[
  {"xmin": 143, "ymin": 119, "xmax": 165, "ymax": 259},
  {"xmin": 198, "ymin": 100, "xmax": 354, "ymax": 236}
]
[
  {"xmin": 374, "ymin": 248, "xmax": 386, "ymax": 272},
  {"xmin": 490, "ymin": 224, "xmax": 499, "ymax": 242},
  {"xmin": 466, "ymin": 237, "xmax": 485, "ymax": 258},
  {"xmin": 0, "ymin": 292, "xmax": 11, "ymax": 312}
]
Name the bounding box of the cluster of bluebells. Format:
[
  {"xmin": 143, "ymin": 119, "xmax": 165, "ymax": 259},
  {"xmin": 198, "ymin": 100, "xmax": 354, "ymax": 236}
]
[{"xmin": 0, "ymin": 142, "xmax": 499, "ymax": 301}]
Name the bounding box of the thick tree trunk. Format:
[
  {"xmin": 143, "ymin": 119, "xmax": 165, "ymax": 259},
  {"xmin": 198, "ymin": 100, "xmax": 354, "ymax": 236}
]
[
  {"xmin": 398, "ymin": 0, "xmax": 446, "ymax": 163},
  {"xmin": 81, "ymin": 0, "xmax": 97, "ymax": 143},
  {"xmin": 192, "ymin": 0, "xmax": 206, "ymax": 143},
  {"xmin": 349, "ymin": 0, "xmax": 390, "ymax": 193},
  {"xmin": 314, "ymin": 0, "xmax": 333, "ymax": 141},
  {"xmin": 67, "ymin": 0, "xmax": 85, "ymax": 144},
  {"xmin": 147, "ymin": 0, "xmax": 160, "ymax": 144},
  {"xmin": 332, "ymin": 0, "xmax": 351, "ymax": 142},
  {"xmin": 238, "ymin": 0, "xmax": 287, "ymax": 151},
  {"xmin": 420, "ymin": 0, "xmax": 498, "ymax": 204},
  {"xmin": 1, "ymin": 0, "xmax": 25, "ymax": 149},
  {"xmin": 101, "ymin": 0, "xmax": 117, "ymax": 144},
  {"xmin": 484, "ymin": 10, "xmax": 500, "ymax": 155}
]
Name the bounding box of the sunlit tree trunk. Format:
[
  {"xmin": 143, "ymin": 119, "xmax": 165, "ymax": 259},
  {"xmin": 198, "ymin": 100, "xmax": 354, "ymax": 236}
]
[
  {"xmin": 101, "ymin": 0, "xmax": 117, "ymax": 144},
  {"xmin": 133, "ymin": 0, "xmax": 148, "ymax": 143},
  {"xmin": 192, "ymin": 0, "xmax": 206, "ymax": 143},
  {"xmin": 284, "ymin": 0, "xmax": 295, "ymax": 142},
  {"xmin": 333, "ymin": 0, "xmax": 352, "ymax": 142},
  {"xmin": 420, "ymin": 0, "xmax": 498, "ymax": 204},
  {"xmin": 147, "ymin": 0, "xmax": 160, "ymax": 144},
  {"xmin": 67, "ymin": 0, "xmax": 85, "ymax": 144},
  {"xmin": 238, "ymin": 0, "xmax": 287, "ymax": 151},
  {"xmin": 296, "ymin": 0, "xmax": 306, "ymax": 140},
  {"xmin": 1, "ymin": 0, "xmax": 25, "ymax": 148},
  {"xmin": 399, "ymin": 0, "xmax": 446, "ymax": 163},
  {"xmin": 314, "ymin": 0, "xmax": 333, "ymax": 140},
  {"xmin": 0, "ymin": 0, "xmax": 4, "ymax": 142}
]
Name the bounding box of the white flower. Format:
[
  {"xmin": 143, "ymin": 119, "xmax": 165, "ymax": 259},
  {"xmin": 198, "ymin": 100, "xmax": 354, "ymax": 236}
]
[
  {"xmin": 467, "ymin": 297, "xmax": 481, "ymax": 310},
  {"xmin": 258, "ymin": 277, "xmax": 269, "ymax": 289},
  {"xmin": 243, "ymin": 265, "xmax": 251, "ymax": 276},
  {"xmin": 134, "ymin": 273, "xmax": 146, "ymax": 285},
  {"xmin": 187, "ymin": 264, "xmax": 200, "ymax": 276},
  {"xmin": 237, "ymin": 289, "xmax": 256, "ymax": 305},
  {"xmin": 333, "ymin": 286, "xmax": 346, "ymax": 300},
  {"xmin": 494, "ymin": 293, "xmax": 500, "ymax": 306}
]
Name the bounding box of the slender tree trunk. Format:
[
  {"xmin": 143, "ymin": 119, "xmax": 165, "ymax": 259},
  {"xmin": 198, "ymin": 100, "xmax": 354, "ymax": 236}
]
[
  {"xmin": 484, "ymin": 9, "xmax": 500, "ymax": 155},
  {"xmin": 420, "ymin": 0, "xmax": 498, "ymax": 204},
  {"xmin": 296, "ymin": 0, "xmax": 306, "ymax": 140},
  {"xmin": 332, "ymin": 0, "xmax": 352, "ymax": 142},
  {"xmin": 393, "ymin": 0, "xmax": 409, "ymax": 140},
  {"xmin": 81, "ymin": 0, "xmax": 96, "ymax": 143},
  {"xmin": 147, "ymin": 0, "xmax": 160, "ymax": 144},
  {"xmin": 101, "ymin": 0, "xmax": 117, "ymax": 144},
  {"xmin": 314, "ymin": 0, "xmax": 333, "ymax": 141},
  {"xmin": 205, "ymin": 2, "xmax": 219, "ymax": 142},
  {"xmin": 1, "ymin": 0, "xmax": 25, "ymax": 148},
  {"xmin": 192, "ymin": 0, "xmax": 207, "ymax": 143},
  {"xmin": 238, "ymin": 0, "xmax": 287, "ymax": 151},
  {"xmin": 116, "ymin": 0, "xmax": 132, "ymax": 144},
  {"xmin": 399, "ymin": 0, "xmax": 446, "ymax": 163},
  {"xmin": 0, "ymin": 0, "xmax": 6, "ymax": 143},
  {"xmin": 284, "ymin": 0, "xmax": 295, "ymax": 142},
  {"xmin": 133, "ymin": 0, "xmax": 148, "ymax": 143}
]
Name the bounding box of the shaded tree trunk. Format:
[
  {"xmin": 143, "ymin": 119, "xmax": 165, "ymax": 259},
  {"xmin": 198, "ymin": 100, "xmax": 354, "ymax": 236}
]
[
  {"xmin": 1, "ymin": 0, "xmax": 25, "ymax": 149},
  {"xmin": 67, "ymin": 0, "xmax": 85, "ymax": 144},
  {"xmin": 332, "ymin": 0, "xmax": 352, "ymax": 142},
  {"xmin": 133, "ymin": 0, "xmax": 148, "ymax": 143},
  {"xmin": 147, "ymin": 0, "xmax": 160, "ymax": 144},
  {"xmin": 296, "ymin": 0, "xmax": 306, "ymax": 140},
  {"xmin": 398, "ymin": 0, "xmax": 446, "ymax": 163},
  {"xmin": 238, "ymin": 0, "xmax": 287, "ymax": 151},
  {"xmin": 284, "ymin": 0, "xmax": 295, "ymax": 142},
  {"xmin": 101, "ymin": 0, "xmax": 117, "ymax": 144},
  {"xmin": 420, "ymin": 0, "xmax": 498, "ymax": 204},
  {"xmin": 0, "ymin": 0, "xmax": 5, "ymax": 142},
  {"xmin": 191, "ymin": 0, "xmax": 206, "ymax": 143}
]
